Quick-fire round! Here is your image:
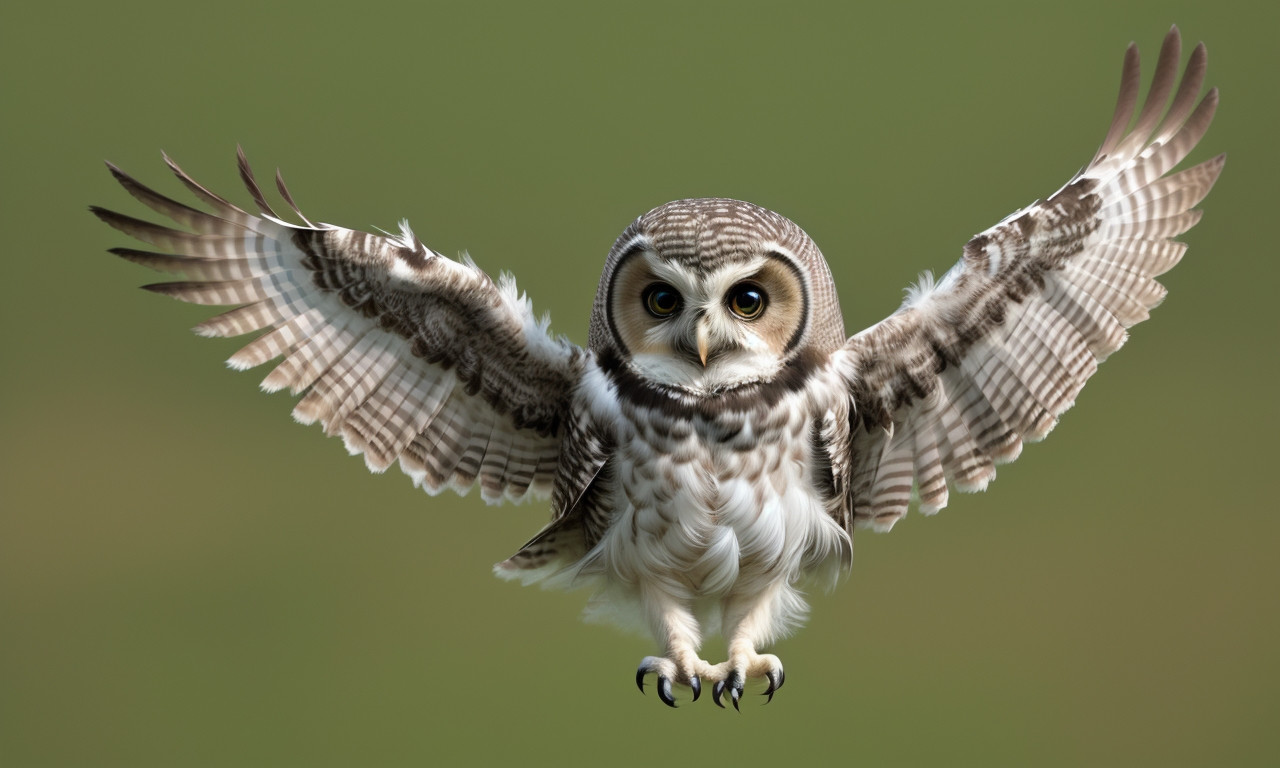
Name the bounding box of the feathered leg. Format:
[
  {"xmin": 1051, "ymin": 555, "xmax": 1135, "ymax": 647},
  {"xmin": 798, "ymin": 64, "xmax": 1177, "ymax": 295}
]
[
  {"xmin": 705, "ymin": 582, "xmax": 790, "ymax": 709},
  {"xmin": 633, "ymin": 581, "xmax": 710, "ymax": 707}
]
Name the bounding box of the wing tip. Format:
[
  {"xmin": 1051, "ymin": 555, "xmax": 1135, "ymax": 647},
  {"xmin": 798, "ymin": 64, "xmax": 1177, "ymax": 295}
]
[
  {"xmin": 88, "ymin": 204, "xmax": 116, "ymax": 224},
  {"xmin": 138, "ymin": 281, "xmax": 186, "ymax": 299}
]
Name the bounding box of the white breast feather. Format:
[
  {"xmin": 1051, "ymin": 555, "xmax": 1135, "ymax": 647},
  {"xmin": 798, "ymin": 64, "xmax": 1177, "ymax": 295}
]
[{"xmin": 592, "ymin": 385, "xmax": 847, "ymax": 639}]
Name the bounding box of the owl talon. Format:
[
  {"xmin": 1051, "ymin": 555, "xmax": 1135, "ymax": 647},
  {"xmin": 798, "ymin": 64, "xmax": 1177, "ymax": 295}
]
[
  {"xmin": 657, "ymin": 676, "xmax": 677, "ymax": 708},
  {"xmin": 637, "ymin": 656, "xmax": 694, "ymax": 707},
  {"xmin": 710, "ymin": 670, "xmax": 744, "ymax": 710},
  {"xmin": 763, "ymin": 668, "xmax": 784, "ymax": 703},
  {"xmin": 636, "ymin": 654, "xmax": 715, "ymax": 706},
  {"xmin": 728, "ymin": 671, "xmax": 743, "ymax": 711}
]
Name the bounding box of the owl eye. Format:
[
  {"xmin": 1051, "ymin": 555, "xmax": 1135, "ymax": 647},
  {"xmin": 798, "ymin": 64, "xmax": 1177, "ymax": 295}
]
[
  {"xmin": 643, "ymin": 283, "xmax": 681, "ymax": 318},
  {"xmin": 728, "ymin": 283, "xmax": 766, "ymax": 320}
]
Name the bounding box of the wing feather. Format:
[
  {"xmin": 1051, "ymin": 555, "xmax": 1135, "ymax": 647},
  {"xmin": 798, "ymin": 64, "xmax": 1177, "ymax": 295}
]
[
  {"xmin": 97, "ymin": 150, "xmax": 583, "ymax": 504},
  {"xmin": 838, "ymin": 27, "xmax": 1222, "ymax": 531},
  {"xmin": 236, "ymin": 145, "xmax": 281, "ymax": 219},
  {"xmin": 192, "ymin": 301, "xmax": 279, "ymax": 338}
]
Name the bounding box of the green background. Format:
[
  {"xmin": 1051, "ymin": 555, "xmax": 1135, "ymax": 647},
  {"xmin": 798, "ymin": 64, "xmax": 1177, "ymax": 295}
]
[{"xmin": 3, "ymin": 1, "xmax": 1276, "ymax": 765}]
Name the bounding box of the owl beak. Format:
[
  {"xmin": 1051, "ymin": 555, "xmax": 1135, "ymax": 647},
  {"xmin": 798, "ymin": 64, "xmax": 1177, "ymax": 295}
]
[{"xmin": 696, "ymin": 321, "xmax": 710, "ymax": 367}]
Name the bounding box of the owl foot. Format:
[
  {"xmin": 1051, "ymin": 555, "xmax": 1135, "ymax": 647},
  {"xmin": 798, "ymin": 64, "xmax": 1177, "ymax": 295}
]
[
  {"xmin": 706, "ymin": 653, "xmax": 785, "ymax": 710},
  {"xmin": 635, "ymin": 655, "xmax": 705, "ymax": 708}
]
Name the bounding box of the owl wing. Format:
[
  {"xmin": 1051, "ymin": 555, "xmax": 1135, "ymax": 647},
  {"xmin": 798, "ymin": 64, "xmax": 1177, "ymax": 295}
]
[
  {"xmin": 834, "ymin": 27, "xmax": 1222, "ymax": 531},
  {"xmin": 94, "ymin": 150, "xmax": 584, "ymax": 503}
]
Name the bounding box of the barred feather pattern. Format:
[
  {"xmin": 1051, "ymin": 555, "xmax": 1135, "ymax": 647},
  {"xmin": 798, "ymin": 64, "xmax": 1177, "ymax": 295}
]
[
  {"xmin": 838, "ymin": 26, "xmax": 1223, "ymax": 531},
  {"xmin": 95, "ymin": 150, "xmax": 584, "ymax": 504}
]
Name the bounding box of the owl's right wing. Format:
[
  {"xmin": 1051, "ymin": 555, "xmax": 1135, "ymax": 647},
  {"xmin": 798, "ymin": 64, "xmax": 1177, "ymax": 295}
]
[
  {"xmin": 832, "ymin": 27, "xmax": 1222, "ymax": 531},
  {"xmin": 94, "ymin": 150, "xmax": 585, "ymax": 504}
]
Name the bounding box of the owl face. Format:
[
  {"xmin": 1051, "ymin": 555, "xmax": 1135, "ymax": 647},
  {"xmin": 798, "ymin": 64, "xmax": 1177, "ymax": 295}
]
[
  {"xmin": 606, "ymin": 247, "xmax": 807, "ymax": 389},
  {"xmin": 589, "ymin": 198, "xmax": 847, "ymax": 393}
]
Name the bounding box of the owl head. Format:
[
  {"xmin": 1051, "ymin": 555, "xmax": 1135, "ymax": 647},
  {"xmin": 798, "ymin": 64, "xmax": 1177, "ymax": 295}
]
[{"xmin": 588, "ymin": 198, "xmax": 846, "ymax": 392}]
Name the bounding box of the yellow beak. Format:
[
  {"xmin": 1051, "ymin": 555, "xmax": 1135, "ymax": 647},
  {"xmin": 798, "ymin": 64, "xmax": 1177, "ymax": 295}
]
[{"xmin": 696, "ymin": 322, "xmax": 710, "ymax": 367}]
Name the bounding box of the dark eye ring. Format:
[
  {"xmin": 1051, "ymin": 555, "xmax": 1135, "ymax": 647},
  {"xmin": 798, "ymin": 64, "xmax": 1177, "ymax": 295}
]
[
  {"xmin": 728, "ymin": 283, "xmax": 766, "ymax": 320},
  {"xmin": 643, "ymin": 283, "xmax": 681, "ymax": 318}
]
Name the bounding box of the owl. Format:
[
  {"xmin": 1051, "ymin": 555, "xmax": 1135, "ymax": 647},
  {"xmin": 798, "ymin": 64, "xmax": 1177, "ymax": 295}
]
[{"xmin": 95, "ymin": 28, "xmax": 1220, "ymax": 709}]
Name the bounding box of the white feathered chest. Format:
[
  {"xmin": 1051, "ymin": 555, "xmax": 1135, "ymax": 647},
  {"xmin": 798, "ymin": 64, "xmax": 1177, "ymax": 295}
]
[{"xmin": 596, "ymin": 384, "xmax": 845, "ymax": 599}]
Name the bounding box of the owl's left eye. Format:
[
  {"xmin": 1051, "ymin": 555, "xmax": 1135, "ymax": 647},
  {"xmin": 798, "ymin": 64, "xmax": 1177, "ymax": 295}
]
[{"xmin": 728, "ymin": 283, "xmax": 767, "ymax": 320}]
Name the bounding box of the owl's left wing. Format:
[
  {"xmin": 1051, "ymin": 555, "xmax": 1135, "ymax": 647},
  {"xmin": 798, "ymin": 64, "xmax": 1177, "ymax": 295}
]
[
  {"xmin": 94, "ymin": 150, "xmax": 585, "ymax": 503},
  {"xmin": 833, "ymin": 27, "xmax": 1222, "ymax": 531}
]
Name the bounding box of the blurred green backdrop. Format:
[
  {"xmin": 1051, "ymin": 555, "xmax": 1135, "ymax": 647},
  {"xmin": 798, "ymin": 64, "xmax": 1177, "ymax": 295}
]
[{"xmin": 3, "ymin": 1, "xmax": 1276, "ymax": 765}]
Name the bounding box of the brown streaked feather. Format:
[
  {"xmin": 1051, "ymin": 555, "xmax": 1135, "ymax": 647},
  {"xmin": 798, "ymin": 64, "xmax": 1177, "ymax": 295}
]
[
  {"xmin": 1129, "ymin": 28, "xmax": 1181, "ymax": 141},
  {"xmin": 109, "ymin": 247, "xmax": 260, "ymax": 281},
  {"xmin": 236, "ymin": 144, "xmax": 280, "ymax": 219},
  {"xmin": 97, "ymin": 150, "xmax": 586, "ymax": 508},
  {"xmin": 161, "ymin": 152, "xmax": 259, "ymax": 229},
  {"xmin": 274, "ymin": 167, "xmax": 315, "ymax": 227},
  {"xmin": 141, "ymin": 278, "xmax": 273, "ymax": 306},
  {"xmin": 1158, "ymin": 42, "xmax": 1209, "ymax": 141},
  {"xmin": 1091, "ymin": 42, "xmax": 1141, "ymax": 165},
  {"xmin": 840, "ymin": 28, "xmax": 1222, "ymax": 532},
  {"xmin": 500, "ymin": 402, "xmax": 614, "ymax": 575},
  {"xmin": 341, "ymin": 366, "xmax": 428, "ymax": 470},
  {"xmin": 227, "ymin": 309, "xmax": 322, "ymax": 371},
  {"xmin": 106, "ymin": 162, "xmax": 242, "ymax": 235},
  {"xmin": 93, "ymin": 206, "xmax": 270, "ymax": 259},
  {"xmin": 193, "ymin": 301, "xmax": 279, "ymax": 338}
]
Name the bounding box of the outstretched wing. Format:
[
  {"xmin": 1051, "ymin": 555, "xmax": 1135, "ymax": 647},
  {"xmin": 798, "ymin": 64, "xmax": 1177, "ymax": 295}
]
[
  {"xmin": 94, "ymin": 150, "xmax": 585, "ymax": 503},
  {"xmin": 836, "ymin": 27, "xmax": 1223, "ymax": 531}
]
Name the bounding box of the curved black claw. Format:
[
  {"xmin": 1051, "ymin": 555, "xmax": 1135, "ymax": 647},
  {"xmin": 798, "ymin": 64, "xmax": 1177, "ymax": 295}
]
[
  {"xmin": 763, "ymin": 668, "xmax": 784, "ymax": 704},
  {"xmin": 689, "ymin": 675, "xmax": 701, "ymax": 702},
  {"xmin": 636, "ymin": 666, "xmax": 647, "ymax": 694},
  {"xmin": 657, "ymin": 676, "xmax": 677, "ymax": 708},
  {"xmin": 713, "ymin": 671, "xmax": 744, "ymax": 711}
]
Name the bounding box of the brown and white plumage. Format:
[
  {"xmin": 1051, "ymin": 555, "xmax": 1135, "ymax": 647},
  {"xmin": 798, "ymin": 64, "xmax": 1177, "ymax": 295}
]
[
  {"xmin": 95, "ymin": 150, "xmax": 585, "ymax": 504},
  {"xmin": 837, "ymin": 27, "xmax": 1222, "ymax": 531},
  {"xmin": 95, "ymin": 27, "xmax": 1220, "ymax": 708}
]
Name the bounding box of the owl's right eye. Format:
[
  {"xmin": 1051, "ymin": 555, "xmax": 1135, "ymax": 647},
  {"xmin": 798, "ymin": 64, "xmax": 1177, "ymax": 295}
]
[{"xmin": 643, "ymin": 283, "xmax": 681, "ymax": 318}]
